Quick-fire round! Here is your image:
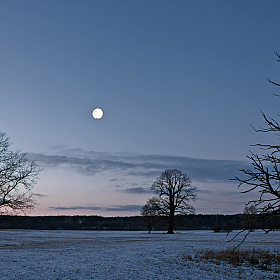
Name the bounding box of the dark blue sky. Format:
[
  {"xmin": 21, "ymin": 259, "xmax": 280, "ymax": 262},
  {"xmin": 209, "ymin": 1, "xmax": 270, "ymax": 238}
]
[{"xmin": 0, "ymin": 0, "xmax": 279, "ymax": 215}]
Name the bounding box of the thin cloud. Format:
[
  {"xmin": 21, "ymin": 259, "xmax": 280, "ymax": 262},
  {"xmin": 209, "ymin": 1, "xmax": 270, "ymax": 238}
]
[
  {"xmin": 109, "ymin": 178, "xmax": 118, "ymax": 182},
  {"xmin": 124, "ymin": 187, "xmax": 153, "ymax": 194},
  {"xmin": 49, "ymin": 205, "xmax": 143, "ymax": 212},
  {"xmin": 33, "ymin": 193, "xmax": 47, "ymax": 197},
  {"xmin": 49, "ymin": 206, "xmax": 102, "ymax": 211},
  {"xmin": 28, "ymin": 148, "xmax": 251, "ymax": 183},
  {"xmin": 105, "ymin": 205, "xmax": 142, "ymax": 212}
]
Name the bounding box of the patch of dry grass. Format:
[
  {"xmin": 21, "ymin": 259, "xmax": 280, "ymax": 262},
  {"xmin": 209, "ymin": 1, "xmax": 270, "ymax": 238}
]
[{"xmin": 183, "ymin": 248, "xmax": 280, "ymax": 273}]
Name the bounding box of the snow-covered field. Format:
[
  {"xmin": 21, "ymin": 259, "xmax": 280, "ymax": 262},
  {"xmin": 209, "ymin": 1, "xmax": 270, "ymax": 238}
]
[{"xmin": 0, "ymin": 229, "xmax": 279, "ymax": 280}]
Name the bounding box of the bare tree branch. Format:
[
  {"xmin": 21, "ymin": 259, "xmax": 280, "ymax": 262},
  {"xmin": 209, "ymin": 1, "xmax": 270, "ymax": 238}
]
[
  {"xmin": 232, "ymin": 52, "xmax": 280, "ymax": 243},
  {"xmin": 0, "ymin": 132, "xmax": 41, "ymax": 215}
]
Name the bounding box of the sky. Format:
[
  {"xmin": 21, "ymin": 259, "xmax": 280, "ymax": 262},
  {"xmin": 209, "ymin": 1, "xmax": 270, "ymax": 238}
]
[{"xmin": 0, "ymin": 0, "xmax": 280, "ymax": 216}]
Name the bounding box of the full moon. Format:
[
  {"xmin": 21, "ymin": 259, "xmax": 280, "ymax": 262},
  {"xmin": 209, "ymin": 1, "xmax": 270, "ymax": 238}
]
[{"xmin": 92, "ymin": 108, "xmax": 103, "ymax": 119}]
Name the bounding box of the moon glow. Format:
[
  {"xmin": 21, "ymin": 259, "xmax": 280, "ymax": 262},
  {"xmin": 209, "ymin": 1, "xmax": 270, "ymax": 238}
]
[{"xmin": 92, "ymin": 108, "xmax": 103, "ymax": 119}]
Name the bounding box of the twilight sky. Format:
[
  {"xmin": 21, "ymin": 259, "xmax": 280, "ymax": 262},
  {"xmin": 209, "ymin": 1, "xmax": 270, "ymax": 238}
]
[{"xmin": 0, "ymin": 0, "xmax": 280, "ymax": 216}]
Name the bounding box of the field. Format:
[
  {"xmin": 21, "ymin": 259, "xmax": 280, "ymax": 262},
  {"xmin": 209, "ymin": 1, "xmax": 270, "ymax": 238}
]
[{"xmin": 0, "ymin": 229, "xmax": 279, "ymax": 279}]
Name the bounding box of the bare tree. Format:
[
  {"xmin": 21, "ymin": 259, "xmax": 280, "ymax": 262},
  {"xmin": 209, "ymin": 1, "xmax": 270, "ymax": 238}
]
[
  {"xmin": 0, "ymin": 132, "xmax": 40, "ymax": 215},
  {"xmin": 141, "ymin": 196, "xmax": 161, "ymax": 233},
  {"xmin": 242, "ymin": 204, "xmax": 258, "ymax": 232},
  {"xmin": 234, "ymin": 52, "xmax": 280, "ymax": 234},
  {"xmin": 243, "ymin": 204, "xmax": 257, "ymax": 215},
  {"xmin": 151, "ymin": 169, "xmax": 196, "ymax": 234}
]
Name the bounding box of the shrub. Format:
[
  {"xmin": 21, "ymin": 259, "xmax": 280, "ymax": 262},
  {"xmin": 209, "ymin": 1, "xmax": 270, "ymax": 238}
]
[{"xmin": 183, "ymin": 248, "xmax": 280, "ymax": 272}]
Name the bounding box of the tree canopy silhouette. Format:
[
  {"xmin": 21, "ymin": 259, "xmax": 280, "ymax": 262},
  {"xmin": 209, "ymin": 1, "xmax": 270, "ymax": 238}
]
[{"xmin": 147, "ymin": 169, "xmax": 197, "ymax": 234}]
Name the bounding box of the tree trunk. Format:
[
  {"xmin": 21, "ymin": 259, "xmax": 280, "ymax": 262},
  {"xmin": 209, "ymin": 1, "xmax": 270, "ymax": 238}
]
[{"xmin": 167, "ymin": 208, "xmax": 175, "ymax": 234}]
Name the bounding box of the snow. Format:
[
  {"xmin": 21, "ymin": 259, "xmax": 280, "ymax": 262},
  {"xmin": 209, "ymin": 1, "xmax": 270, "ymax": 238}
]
[{"xmin": 0, "ymin": 229, "xmax": 279, "ymax": 279}]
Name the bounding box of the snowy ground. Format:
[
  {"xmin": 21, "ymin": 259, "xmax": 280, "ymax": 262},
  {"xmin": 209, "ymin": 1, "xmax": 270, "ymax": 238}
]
[{"xmin": 0, "ymin": 229, "xmax": 279, "ymax": 280}]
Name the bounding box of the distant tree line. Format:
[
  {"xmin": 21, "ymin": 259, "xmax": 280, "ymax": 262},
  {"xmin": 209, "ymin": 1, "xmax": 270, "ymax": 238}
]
[{"xmin": 0, "ymin": 214, "xmax": 279, "ymax": 232}]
